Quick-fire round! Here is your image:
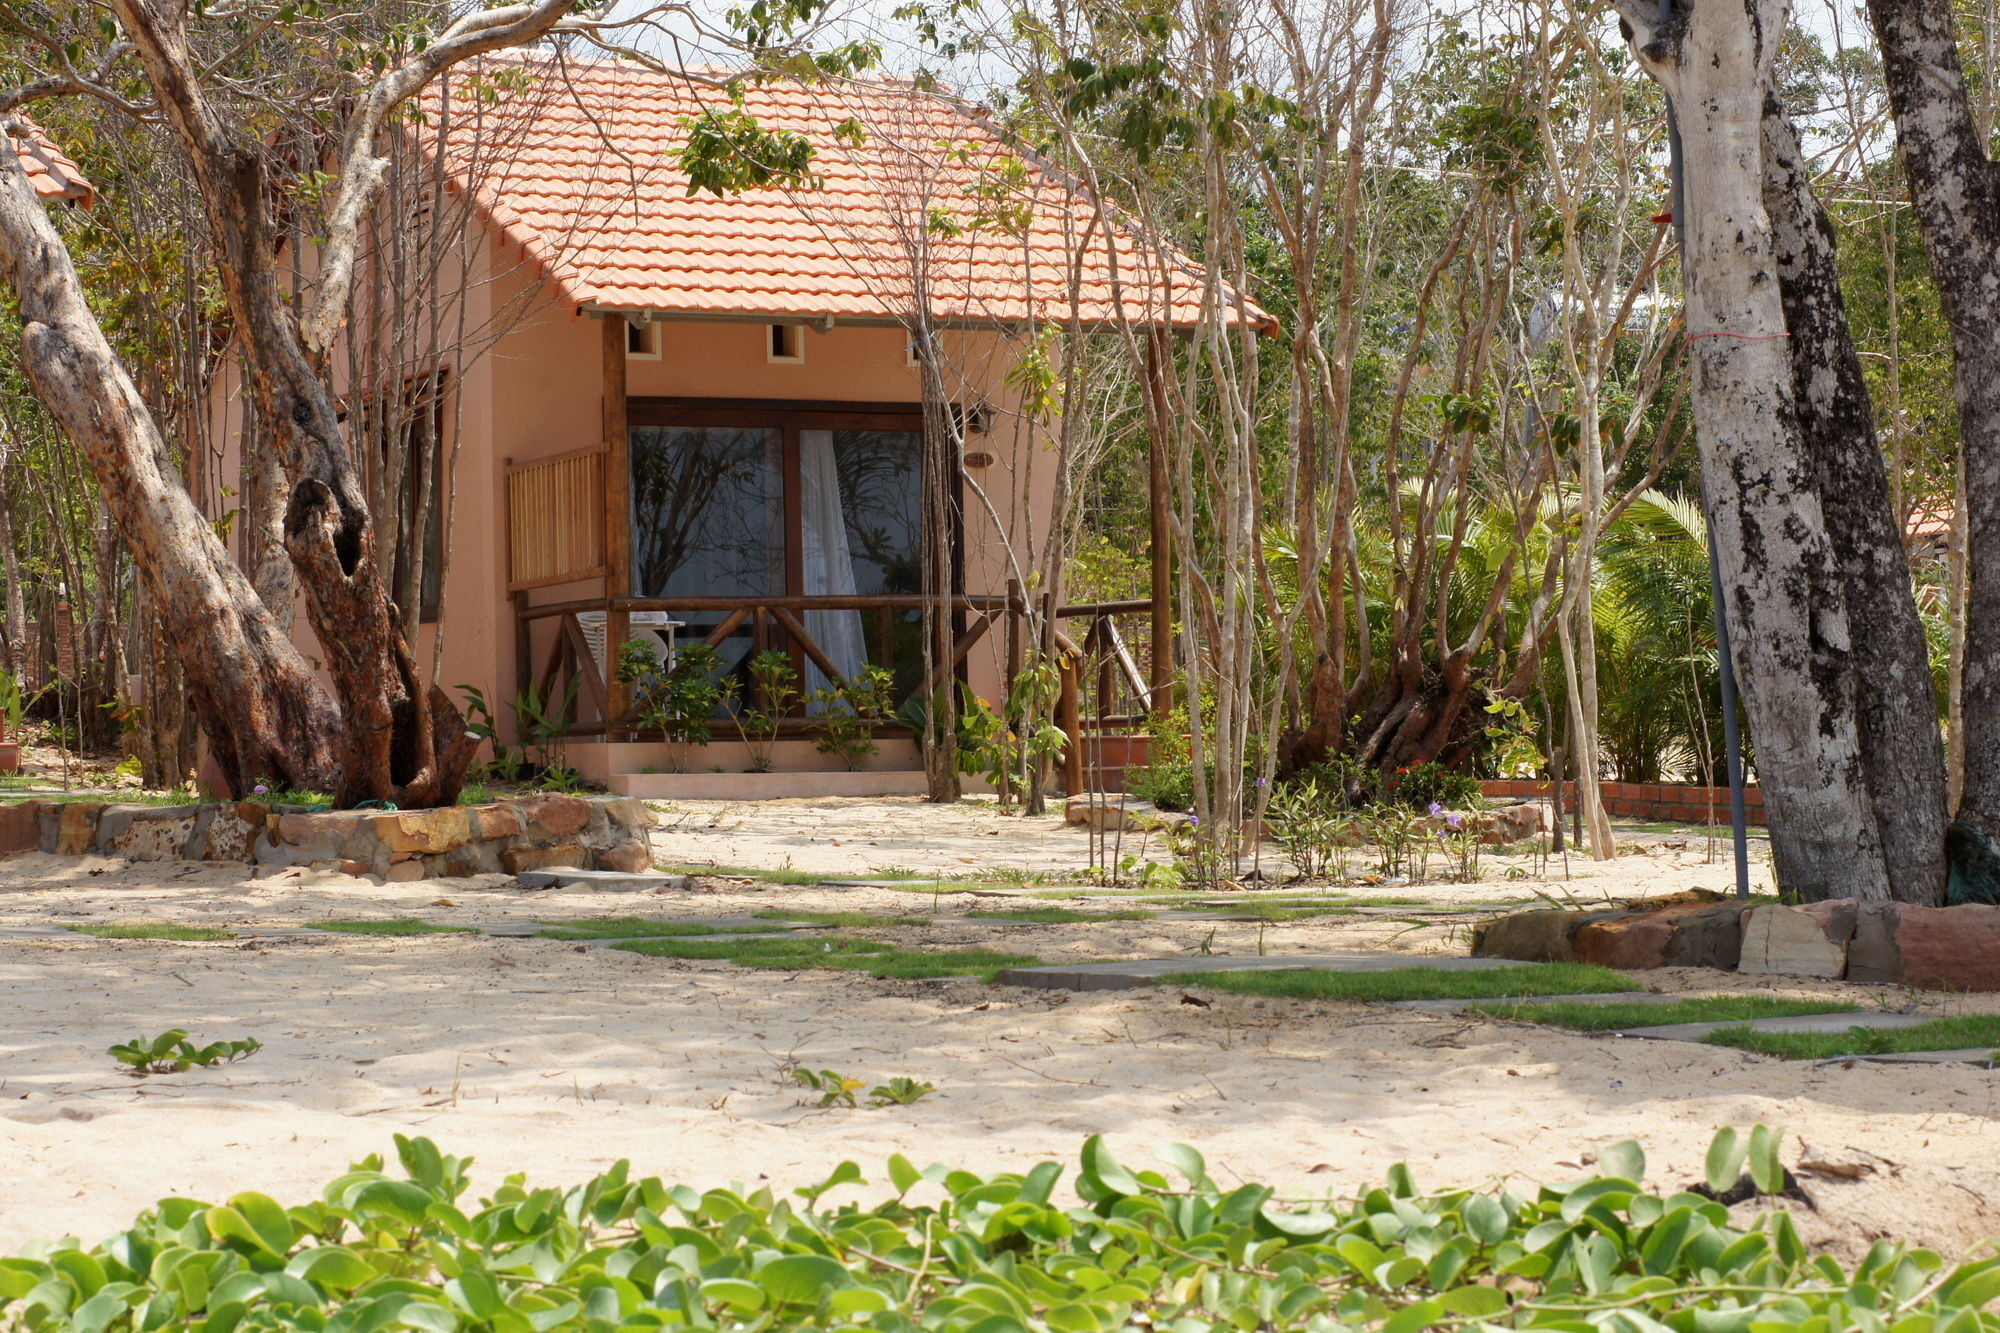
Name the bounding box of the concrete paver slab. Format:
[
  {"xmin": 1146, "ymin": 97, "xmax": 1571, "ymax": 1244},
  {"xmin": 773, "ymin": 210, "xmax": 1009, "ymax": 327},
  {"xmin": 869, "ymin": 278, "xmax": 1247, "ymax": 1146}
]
[
  {"xmin": 515, "ymin": 869, "xmax": 696, "ymax": 891},
  {"xmin": 1391, "ymin": 990, "xmax": 1673, "ymax": 1012},
  {"xmin": 995, "ymin": 953, "xmax": 1524, "ymax": 992},
  {"xmin": 1618, "ymin": 1010, "xmax": 1933, "ymax": 1042}
]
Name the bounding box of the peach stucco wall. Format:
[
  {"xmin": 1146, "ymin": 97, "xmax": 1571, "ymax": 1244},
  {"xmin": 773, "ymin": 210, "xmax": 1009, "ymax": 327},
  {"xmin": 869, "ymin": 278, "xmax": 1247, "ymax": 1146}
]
[{"xmin": 212, "ymin": 223, "xmax": 1063, "ymax": 761}]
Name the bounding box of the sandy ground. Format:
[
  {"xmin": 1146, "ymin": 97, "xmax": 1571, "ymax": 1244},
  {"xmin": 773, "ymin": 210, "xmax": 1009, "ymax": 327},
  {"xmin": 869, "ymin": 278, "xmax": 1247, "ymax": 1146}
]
[{"xmin": 5, "ymin": 798, "xmax": 1997, "ymax": 1264}]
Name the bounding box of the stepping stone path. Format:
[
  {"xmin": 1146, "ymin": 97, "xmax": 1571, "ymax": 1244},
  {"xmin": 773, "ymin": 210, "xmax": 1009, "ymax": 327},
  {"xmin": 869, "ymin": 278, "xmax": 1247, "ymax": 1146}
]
[
  {"xmin": 994, "ymin": 953, "xmax": 1524, "ymax": 992},
  {"xmin": 514, "ymin": 869, "xmax": 698, "ymax": 891}
]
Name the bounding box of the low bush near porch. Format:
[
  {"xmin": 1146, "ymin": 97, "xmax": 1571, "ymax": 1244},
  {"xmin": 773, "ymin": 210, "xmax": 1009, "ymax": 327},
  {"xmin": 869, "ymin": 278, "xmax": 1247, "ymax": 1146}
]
[{"xmin": 5, "ymin": 1129, "xmax": 1997, "ymax": 1333}]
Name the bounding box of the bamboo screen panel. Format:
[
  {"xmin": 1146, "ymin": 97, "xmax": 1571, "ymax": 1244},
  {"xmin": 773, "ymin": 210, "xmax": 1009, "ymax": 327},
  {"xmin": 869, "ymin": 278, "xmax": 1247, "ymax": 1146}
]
[{"xmin": 506, "ymin": 447, "xmax": 608, "ymax": 590}]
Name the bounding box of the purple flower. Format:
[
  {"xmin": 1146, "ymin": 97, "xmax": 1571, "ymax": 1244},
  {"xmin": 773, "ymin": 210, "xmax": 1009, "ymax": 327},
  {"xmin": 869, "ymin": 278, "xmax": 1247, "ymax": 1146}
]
[
  {"xmin": 253, "ymin": 784, "xmax": 269, "ymax": 795},
  {"xmin": 1188, "ymin": 814, "xmax": 1199, "ymax": 826},
  {"xmin": 1446, "ymin": 811, "xmax": 1464, "ymax": 830},
  {"xmin": 1428, "ymin": 802, "xmax": 1445, "ymax": 818}
]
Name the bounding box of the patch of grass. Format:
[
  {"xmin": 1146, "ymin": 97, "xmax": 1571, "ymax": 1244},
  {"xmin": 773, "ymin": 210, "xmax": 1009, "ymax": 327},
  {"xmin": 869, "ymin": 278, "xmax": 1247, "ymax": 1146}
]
[
  {"xmin": 67, "ymin": 922, "xmax": 236, "ymax": 941},
  {"xmin": 1161, "ymin": 961, "xmax": 1639, "ymax": 1004},
  {"xmin": 965, "ymin": 907, "xmax": 1157, "ymax": 923},
  {"xmin": 306, "ymin": 919, "xmax": 478, "ymax": 936},
  {"xmin": 750, "ymin": 909, "xmax": 928, "ymax": 927},
  {"xmin": 1702, "ymin": 1015, "xmax": 2000, "ymax": 1060},
  {"xmin": 1471, "ymin": 995, "xmax": 1858, "ymax": 1032},
  {"xmin": 611, "ymin": 934, "xmax": 1038, "ymax": 981},
  {"xmin": 535, "ymin": 917, "xmax": 737, "ymax": 940}
]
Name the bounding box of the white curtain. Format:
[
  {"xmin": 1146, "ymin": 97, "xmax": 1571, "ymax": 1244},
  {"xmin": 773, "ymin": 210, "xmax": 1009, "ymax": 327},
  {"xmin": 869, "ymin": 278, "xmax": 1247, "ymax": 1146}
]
[{"xmin": 798, "ymin": 429, "xmax": 868, "ymax": 696}]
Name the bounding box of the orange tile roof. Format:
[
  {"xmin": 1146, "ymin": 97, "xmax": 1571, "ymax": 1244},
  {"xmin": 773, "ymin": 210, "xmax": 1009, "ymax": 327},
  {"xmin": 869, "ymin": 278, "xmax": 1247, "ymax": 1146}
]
[
  {"xmin": 424, "ymin": 55, "xmax": 1271, "ymax": 332},
  {"xmin": 8, "ymin": 116, "xmax": 93, "ymax": 206}
]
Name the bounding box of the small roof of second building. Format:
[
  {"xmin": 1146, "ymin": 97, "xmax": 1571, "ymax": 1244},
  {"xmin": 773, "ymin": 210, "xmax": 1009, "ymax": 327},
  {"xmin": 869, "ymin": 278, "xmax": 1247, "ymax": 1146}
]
[
  {"xmin": 6, "ymin": 115, "xmax": 93, "ymax": 206},
  {"xmin": 426, "ymin": 54, "xmax": 1272, "ymax": 333}
]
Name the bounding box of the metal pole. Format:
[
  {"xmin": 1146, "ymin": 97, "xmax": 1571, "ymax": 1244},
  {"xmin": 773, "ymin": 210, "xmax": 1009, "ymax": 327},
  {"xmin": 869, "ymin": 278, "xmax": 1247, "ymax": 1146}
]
[{"xmin": 1663, "ymin": 0, "xmax": 1752, "ymax": 899}]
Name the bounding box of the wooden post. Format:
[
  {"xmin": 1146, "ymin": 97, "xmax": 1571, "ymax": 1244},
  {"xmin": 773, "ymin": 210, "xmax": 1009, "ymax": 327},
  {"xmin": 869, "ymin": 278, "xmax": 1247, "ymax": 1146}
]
[
  {"xmin": 601, "ymin": 315, "xmax": 631, "ymax": 735},
  {"xmin": 1144, "ymin": 330, "xmax": 1174, "ymax": 718},
  {"xmin": 1059, "ymin": 647, "xmax": 1083, "ymax": 796}
]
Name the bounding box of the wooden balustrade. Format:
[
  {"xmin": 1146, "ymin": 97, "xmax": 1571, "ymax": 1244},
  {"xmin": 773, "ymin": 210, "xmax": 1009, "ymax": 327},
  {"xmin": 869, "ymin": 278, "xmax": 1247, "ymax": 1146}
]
[{"xmin": 512, "ymin": 593, "xmax": 1164, "ymax": 792}]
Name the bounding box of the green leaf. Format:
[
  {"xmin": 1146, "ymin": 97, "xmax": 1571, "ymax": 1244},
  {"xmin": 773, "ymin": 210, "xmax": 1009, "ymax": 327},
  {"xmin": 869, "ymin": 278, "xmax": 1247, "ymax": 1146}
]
[
  {"xmin": 1079, "ymin": 1137, "xmax": 1143, "ymax": 1198},
  {"xmin": 1463, "ymin": 1195, "xmax": 1509, "ymax": 1246},
  {"xmin": 755, "ymin": 1255, "xmax": 849, "ymax": 1305},
  {"xmin": 1749, "ymin": 1125, "xmax": 1786, "ymax": 1195},
  {"xmin": 1598, "ymin": 1140, "xmax": 1645, "ymax": 1184},
  {"xmin": 1154, "ymin": 1144, "xmax": 1209, "ymax": 1189},
  {"xmin": 1706, "ymin": 1128, "xmax": 1748, "ymax": 1195},
  {"xmin": 225, "ymin": 1193, "xmax": 296, "ymax": 1255},
  {"xmin": 887, "ymin": 1154, "xmax": 921, "ymax": 1196},
  {"xmin": 287, "ymin": 1248, "xmax": 376, "ymax": 1293},
  {"xmin": 1382, "ymin": 1297, "xmax": 1444, "ymax": 1333},
  {"xmin": 1439, "ymin": 1286, "xmax": 1507, "ymax": 1317},
  {"xmin": 699, "ymin": 1278, "xmax": 765, "ymax": 1313}
]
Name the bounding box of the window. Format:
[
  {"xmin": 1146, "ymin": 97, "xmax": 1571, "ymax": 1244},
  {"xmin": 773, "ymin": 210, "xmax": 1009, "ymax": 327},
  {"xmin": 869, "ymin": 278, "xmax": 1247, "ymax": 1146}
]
[
  {"xmin": 768, "ymin": 323, "xmax": 804, "ymax": 363},
  {"xmin": 626, "ymin": 319, "xmax": 662, "ymax": 360},
  {"xmin": 626, "ymin": 399, "xmax": 959, "ymax": 705}
]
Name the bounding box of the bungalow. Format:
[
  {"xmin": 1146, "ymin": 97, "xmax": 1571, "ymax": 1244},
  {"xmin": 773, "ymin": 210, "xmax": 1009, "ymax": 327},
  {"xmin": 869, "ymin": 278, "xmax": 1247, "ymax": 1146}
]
[{"xmin": 214, "ymin": 53, "xmax": 1261, "ymax": 798}]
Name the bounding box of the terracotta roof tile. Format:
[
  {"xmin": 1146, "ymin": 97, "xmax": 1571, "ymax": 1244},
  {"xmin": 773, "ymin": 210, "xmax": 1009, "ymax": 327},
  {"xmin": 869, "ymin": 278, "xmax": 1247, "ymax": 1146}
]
[
  {"xmin": 7, "ymin": 116, "xmax": 93, "ymax": 206},
  {"xmin": 421, "ymin": 55, "xmax": 1269, "ymax": 332}
]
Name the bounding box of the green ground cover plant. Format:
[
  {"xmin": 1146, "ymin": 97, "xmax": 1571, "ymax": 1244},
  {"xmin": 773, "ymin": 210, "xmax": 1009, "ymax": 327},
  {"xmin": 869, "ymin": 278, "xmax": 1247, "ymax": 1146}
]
[
  {"xmin": 1702, "ymin": 1015, "xmax": 2000, "ymax": 1059},
  {"xmin": 3, "ymin": 1128, "xmax": 1994, "ymax": 1333},
  {"xmin": 535, "ymin": 917, "xmax": 788, "ymax": 940},
  {"xmin": 964, "ymin": 907, "xmax": 1157, "ymax": 923},
  {"xmin": 68, "ymin": 923, "xmax": 235, "ymax": 941},
  {"xmin": 1472, "ymin": 996, "xmax": 1858, "ymax": 1032},
  {"xmin": 305, "ymin": 920, "xmax": 478, "ymax": 936},
  {"xmin": 107, "ymin": 1030, "xmax": 262, "ymax": 1075},
  {"xmin": 1160, "ymin": 961, "xmax": 1638, "ymax": 1003},
  {"xmin": 612, "ymin": 934, "xmax": 1036, "ymax": 980}
]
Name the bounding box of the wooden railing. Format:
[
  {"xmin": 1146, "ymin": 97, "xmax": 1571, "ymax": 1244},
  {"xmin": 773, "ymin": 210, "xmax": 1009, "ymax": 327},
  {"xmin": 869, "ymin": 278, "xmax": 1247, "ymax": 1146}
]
[
  {"xmin": 517, "ymin": 594, "xmax": 1019, "ymax": 738},
  {"xmin": 512, "ymin": 592, "xmax": 1166, "ymax": 792},
  {"xmin": 1053, "ymin": 599, "xmax": 1158, "ymax": 794},
  {"xmin": 505, "ymin": 448, "xmax": 607, "ymax": 590}
]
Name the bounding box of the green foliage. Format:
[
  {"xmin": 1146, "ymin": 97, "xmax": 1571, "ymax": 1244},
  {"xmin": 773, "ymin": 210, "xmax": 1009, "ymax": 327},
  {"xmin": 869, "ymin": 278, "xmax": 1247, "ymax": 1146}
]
[
  {"xmin": 1383, "ymin": 761, "xmax": 1483, "ymax": 812},
  {"xmin": 866, "ymin": 1076, "xmax": 936, "ymax": 1107},
  {"xmin": 7, "ymin": 1128, "xmax": 1999, "ymax": 1333},
  {"xmin": 1265, "ymin": 778, "xmax": 1351, "ymax": 881},
  {"xmin": 1471, "ymin": 996, "xmax": 1859, "ymax": 1032},
  {"xmin": 964, "ymin": 907, "xmax": 1156, "ymax": 922},
  {"xmin": 678, "ymin": 108, "xmax": 816, "ymax": 197},
  {"xmin": 455, "ymin": 685, "xmax": 518, "ymax": 784},
  {"xmin": 1160, "ymin": 961, "xmax": 1638, "ymax": 1003},
  {"xmin": 1702, "ymin": 1015, "xmax": 2000, "ymax": 1059},
  {"xmin": 305, "ymin": 920, "xmax": 477, "ymax": 936},
  {"xmin": 627, "ymin": 641, "xmax": 735, "ymax": 772},
  {"xmin": 737, "ymin": 650, "xmax": 801, "ymax": 772},
  {"xmin": 808, "ymin": 665, "xmax": 895, "ymax": 771},
  {"xmin": 68, "ymin": 923, "xmax": 235, "ymax": 941},
  {"xmin": 508, "ymin": 676, "xmax": 580, "ymax": 787},
  {"xmin": 793, "ymin": 1066, "xmax": 869, "ymax": 1107},
  {"xmin": 610, "ymin": 933, "xmax": 1036, "ymax": 980},
  {"xmin": 107, "ymin": 1030, "xmax": 262, "ymax": 1076}
]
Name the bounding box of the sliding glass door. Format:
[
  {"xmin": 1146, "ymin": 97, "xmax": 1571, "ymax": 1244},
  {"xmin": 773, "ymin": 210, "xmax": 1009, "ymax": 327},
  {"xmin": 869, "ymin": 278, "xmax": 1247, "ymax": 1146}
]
[{"xmin": 626, "ymin": 400, "xmax": 950, "ymax": 707}]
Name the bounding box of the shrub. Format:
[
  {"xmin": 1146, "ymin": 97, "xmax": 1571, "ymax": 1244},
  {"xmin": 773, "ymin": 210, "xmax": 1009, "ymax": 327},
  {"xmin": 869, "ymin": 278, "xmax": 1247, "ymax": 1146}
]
[
  {"xmin": 2, "ymin": 1129, "xmax": 1993, "ymax": 1333},
  {"xmin": 1383, "ymin": 759, "xmax": 1483, "ymax": 811}
]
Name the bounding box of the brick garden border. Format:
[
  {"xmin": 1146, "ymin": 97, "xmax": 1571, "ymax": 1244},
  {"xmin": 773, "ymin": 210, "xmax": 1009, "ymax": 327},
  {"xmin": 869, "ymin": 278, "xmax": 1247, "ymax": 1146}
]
[
  {"xmin": 1472, "ymin": 893, "xmax": 2000, "ymax": 991},
  {"xmin": 0, "ymin": 793, "xmax": 657, "ymax": 882},
  {"xmin": 1478, "ymin": 779, "xmax": 1767, "ymax": 827}
]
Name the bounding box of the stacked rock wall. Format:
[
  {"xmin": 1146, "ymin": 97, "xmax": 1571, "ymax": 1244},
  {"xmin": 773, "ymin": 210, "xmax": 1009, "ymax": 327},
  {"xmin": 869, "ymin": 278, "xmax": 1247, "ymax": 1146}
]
[
  {"xmin": 1473, "ymin": 893, "xmax": 2000, "ymax": 990},
  {"xmin": 0, "ymin": 794, "xmax": 656, "ymax": 881}
]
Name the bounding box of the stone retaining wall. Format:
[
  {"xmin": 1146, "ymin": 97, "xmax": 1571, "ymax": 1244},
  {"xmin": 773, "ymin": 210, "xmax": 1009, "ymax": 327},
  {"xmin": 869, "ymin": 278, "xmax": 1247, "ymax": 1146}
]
[
  {"xmin": 1472, "ymin": 892, "xmax": 1999, "ymax": 990},
  {"xmin": 0, "ymin": 794, "xmax": 656, "ymax": 881},
  {"xmin": 1478, "ymin": 779, "xmax": 1767, "ymax": 827}
]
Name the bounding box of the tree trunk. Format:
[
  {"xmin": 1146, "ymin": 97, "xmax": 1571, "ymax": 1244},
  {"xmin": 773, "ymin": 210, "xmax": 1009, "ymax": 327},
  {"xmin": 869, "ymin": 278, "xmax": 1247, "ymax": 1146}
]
[
  {"xmin": 1622, "ymin": 0, "xmax": 1897, "ymax": 900},
  {"xmin": 1760, "ymin": 97, "xmax": 1949, "ymax": 903},
  {"xmin": 1864, "ymin": 0, "xmax": 2000, "ymax": 850},
  {"xmin": 0, "ymin": 142, "xmax": 343, "ymax": 794}
]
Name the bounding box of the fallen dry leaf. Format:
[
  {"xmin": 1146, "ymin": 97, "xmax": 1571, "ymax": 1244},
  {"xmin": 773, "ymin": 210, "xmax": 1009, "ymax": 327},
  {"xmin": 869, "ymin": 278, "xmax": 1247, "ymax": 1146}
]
[{"xmin": 1180, "ymin": 993, "xmax": 1212, "ymax": 1008}]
